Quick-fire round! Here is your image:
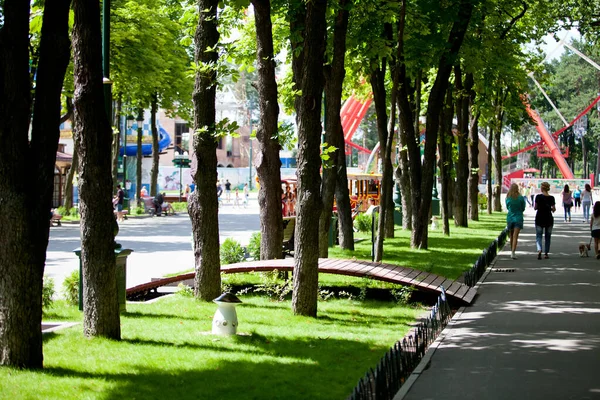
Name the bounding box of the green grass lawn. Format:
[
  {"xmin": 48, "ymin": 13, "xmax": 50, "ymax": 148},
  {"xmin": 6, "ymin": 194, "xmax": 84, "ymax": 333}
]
[
  {"xmin": 328, "ymin": 212, "xmax": 507, "ymax": 280},
  {"xmin": 1, "ymin": 296, "xmax": 425, "ymax": 400}
]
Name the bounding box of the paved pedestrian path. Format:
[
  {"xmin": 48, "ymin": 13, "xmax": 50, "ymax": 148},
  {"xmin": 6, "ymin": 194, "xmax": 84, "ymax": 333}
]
[{"xmin": 396, "ymin": 212, "xmax": 600, "ymax": 400}]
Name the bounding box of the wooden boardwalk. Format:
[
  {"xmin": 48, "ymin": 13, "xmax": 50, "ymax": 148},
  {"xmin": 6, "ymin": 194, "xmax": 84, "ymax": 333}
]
[{"xmin": 126, "ymin": 258, "xmax": 477, "ymax": 305}]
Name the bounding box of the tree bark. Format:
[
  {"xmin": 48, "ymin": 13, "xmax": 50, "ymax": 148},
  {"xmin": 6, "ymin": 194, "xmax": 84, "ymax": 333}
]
[
  {"xmin": 370, "ymin": 65, "xmax": 389, "ymax": 261},
  {"xmin": 189, "ymin": 0, "xmax": 222, "ymax": 302},
  {"xmin": 439, "ymin": 86, "xmax": 453, "ymax": 236},
  {"xmin": 291, "ymin": 0, "xmax": 327, "ymax": 317},
  {"xmin": 411, "ymin": 0, "xmax": 474, "ymax": 249},
  {"xmin": 453, "ymin": 64, "xmax": 468, "ymax": 227},
  {"xmin": 320, "ymin": 0, "xmax": 351, "ymax": 257},
  {"xmin": 151, "ymin": 93, "xmax": 159, "ymax": 197},
  {"xmin": 64, "ymin": 135, "xmax": 79, "ymax": 211},
  {"xmin": 111, "ymin": 96, "xmax": 122, "ymax": 192},
  {"xmin": 73, "ymin": 0, "xmax": 121, "ymax": 339},
  {"xmin": 467, "ymin": 71, "xmax": 479, "ymax": 220},
  {"xmin": 252, "ymin": 0, "xmax": 284, "ymax": 260},
  {"xmin": 0, "ymin": 0, "xmax": 71, "ymax": 368},
  {"xmin": 487, "ymin": 127, "xmax": 493, "ymax": 214},
  {"xmin": 493, "ymin": 93, "xmax": 504, "ymax": 212}
]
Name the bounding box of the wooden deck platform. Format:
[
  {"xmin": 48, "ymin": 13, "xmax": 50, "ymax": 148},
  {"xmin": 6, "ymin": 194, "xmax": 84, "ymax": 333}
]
[{"xmin": 126, "ymin": 258, "xmax": 477, "ymax": 305}]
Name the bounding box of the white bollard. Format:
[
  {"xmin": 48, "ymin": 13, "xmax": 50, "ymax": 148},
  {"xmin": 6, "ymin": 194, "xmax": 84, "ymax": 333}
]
[{"xmin": 212, "ymin": 292, "xmax": 242, "ymax": 335}]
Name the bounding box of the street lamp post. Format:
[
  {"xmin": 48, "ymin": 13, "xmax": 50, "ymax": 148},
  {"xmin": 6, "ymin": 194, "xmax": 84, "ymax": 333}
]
[
  {"xmin": 248, "ymin": 117, "xmax": 253, "ymax": 190},
  {"xmin": 125, "ymin": 115, "xmax": 134, "ymax": 196},
  {"xmin": 136, "ymin": 110, "xmax": 144, "ymax": 208}
]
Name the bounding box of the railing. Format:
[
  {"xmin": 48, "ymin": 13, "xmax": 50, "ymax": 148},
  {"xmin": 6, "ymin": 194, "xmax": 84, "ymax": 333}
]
[
  {"xmin": 348, "ymin": 287, "xmax": 452, "ymax": 400},
  {"xmin": 462, "ymin": 227, "xmax": 508, "ymax": 287}
]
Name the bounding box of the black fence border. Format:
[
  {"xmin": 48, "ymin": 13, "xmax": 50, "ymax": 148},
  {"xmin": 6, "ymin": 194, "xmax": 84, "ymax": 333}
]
[
  {"xmin": 348, "ymin": 227, "xmax": 508, "ymax": 400},
  {"xmin": 462, "ymin": 227, "xmax": 509, "ymax": 287},
  {"xmin": 348, "ymin": 287, "xmax": 452, "ymax": 400}
]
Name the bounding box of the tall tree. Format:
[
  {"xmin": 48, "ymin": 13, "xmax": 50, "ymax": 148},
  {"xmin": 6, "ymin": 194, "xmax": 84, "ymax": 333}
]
[
  {"xmin": 189, "ymin": 0, "xmax": 221, "ymax": 301},
  {"xmin": 291, "ymin": 0, "xmax": 327, "ymax": 317},
  {"xmin": 252, "ymin": 0, "xmax": 284, "ymax": 261},
  {"xmin": 454, "ymin": 64, "xmax": 469, "ymax": 227},
  {"xmin": 73, "ymin": 0, "xmax": 121, "ymax": 339},
  {"xmin": 0, "ymin": 0, "xmax": 71, "ymax": 367},
  {"xmin": 320, "ymin": 0, "xmax": 353, "ymax": 257}
]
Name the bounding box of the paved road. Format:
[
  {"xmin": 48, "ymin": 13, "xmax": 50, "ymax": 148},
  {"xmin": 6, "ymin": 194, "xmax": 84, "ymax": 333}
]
[
  {"xmin": 396, "ymin": 205, "xmax": 600, "ymax": 400},
  {"xmin": 45, "ymin": 198, "xmax": 261, "ymax": 292}
]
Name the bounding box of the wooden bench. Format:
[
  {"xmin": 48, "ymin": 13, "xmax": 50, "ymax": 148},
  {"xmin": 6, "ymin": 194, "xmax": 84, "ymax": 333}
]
[{"xmin": 282, "ymin": 216, "xmax": 295, "ymax": 258}]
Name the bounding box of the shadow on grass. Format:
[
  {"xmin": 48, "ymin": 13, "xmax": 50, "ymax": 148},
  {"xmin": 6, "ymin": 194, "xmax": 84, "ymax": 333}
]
[{"xmin": 41, "ymin": 334, "xmax": 388, "ymax": 399}]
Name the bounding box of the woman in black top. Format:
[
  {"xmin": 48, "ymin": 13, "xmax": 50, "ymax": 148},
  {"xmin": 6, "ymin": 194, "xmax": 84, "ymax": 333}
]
[{"xmin": 534, "ymin": 182, "xmax": 556, "ymax": 259}]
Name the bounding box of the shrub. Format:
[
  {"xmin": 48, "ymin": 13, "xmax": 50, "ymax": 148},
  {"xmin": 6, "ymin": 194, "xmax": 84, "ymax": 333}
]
[
  {"xmin": 172, "ymin": 202, "xmax": 188, "ymax": 212},
  {"xmin": 176, "ymin": 283, "xmax": 194, "ymax": 297},
  {"xmin": 354, "ymin": 212, "xmax": 377, "ymax": 233},
  {"xmin": 390, "ymin": 285, "xmax": 415, "ymax": 305},
  {"xmin": 62, "ymin": 269, "xmax": 79, "ymax": 306},
  {"xmin": 42, "ymin": 276, "xmax": 55, "ymax": 309},
  {"xmin": 220, "ymin": 238, "xmax": 246, "ymax": 264},
  {"xmin": 247, "ymin": 232, "xmax": 261, "ymax": 260},
  {"xmin": 254, "ymin": 270, "xmax": 292, "ymax": 301},
  {"xmin": 134, "ymin": 206, "xmax": 145, "ymax": 215},
  {"xmin": 478, "ymin": 193, "xmax": 488, "ymax": 210}
]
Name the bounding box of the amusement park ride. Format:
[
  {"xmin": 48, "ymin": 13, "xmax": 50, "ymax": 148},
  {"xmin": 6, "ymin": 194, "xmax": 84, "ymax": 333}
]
[
  {"xmin": 340, "ymin": 35, "xmax": 600, "ymax": 188},
  {"xmin": 504, "ymin": 38, "xmax": 600, "ymax": 183}
]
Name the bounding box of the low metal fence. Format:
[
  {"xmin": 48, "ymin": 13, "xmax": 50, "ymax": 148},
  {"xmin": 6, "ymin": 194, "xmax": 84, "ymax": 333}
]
[
  {"xmin": 348, "ymin": 287, "xmax": 452, "ymax": 400},
  {"xmin": 462, "ymin": 227, "xmax": 508, "ymax": 287}
]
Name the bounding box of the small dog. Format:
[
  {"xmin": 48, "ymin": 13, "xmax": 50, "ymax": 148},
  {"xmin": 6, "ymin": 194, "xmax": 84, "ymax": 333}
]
[{"xmin": 579, "ymin": 242, "xmax": 591, "ymax": 257}]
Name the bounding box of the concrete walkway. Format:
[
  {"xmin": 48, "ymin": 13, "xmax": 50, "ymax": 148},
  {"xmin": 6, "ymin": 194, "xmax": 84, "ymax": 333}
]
[{"xmin": 396, "ymin": 207, "xmax": 600, "ymax": 400}]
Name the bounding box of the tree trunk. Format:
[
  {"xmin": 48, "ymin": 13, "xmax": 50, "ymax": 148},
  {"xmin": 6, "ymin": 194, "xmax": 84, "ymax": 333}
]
[
  {"xmin": 468, "ymin": 109, "xmax": 480, "ymax": 221},
  {"xmin": 291, "ymin": 0, "xmax": 327, "ymax": 317},
  {"xmin": 370, "ymin": 65, "xmax": 389, "ymax": 261},
  {"xmin": 402, "ymin": 0, "xmax": 474, "ymax": 249},
  {"xmin": 320, "ymin": 0, "xmax": 351, "ymax": 257},
  {"xmin": 151, "ymin": 93, "xmax": 159, "ymax": 197},
  {"xmin": 64, "ymin": 137, "xmax": 79, "ymax": 210},
  {"xmin": 189, "ymin": 0, "xmax": 221, "ymax": 302},
  {"xmin": 439, "ymin": 87, "xmax": 453, "ymax": 236},
  {"xmin": 252, "ymin": 0, "xmax": 284, "ymax": 260},
  {"xmin": 493, "ymin": 100, "xmax": 503, "ymax": 212},
  {"xmin": 136, "ymin": 109, "xmax": 143, "ymax": 209},
  {"xmin": 0, "ymin": 0, "xmax": 71, "ymax": 368},
  {"xmin": 453, "ymin": 65, "xmax": 468, "ymax": 227},
  {"xmin": 111, "ymin": 96, "xmax": 122, "ymax": 192},
  {"xmin": 487, "ymin": 127, "xmax": 493, "ymax": 214},
  {"xmin": 61, "ymin": 97, "xmax": 77, "ymax": 211},
  {"xmin": 73, "ymin": 0, "xmax": 121, "ymax": 339}
]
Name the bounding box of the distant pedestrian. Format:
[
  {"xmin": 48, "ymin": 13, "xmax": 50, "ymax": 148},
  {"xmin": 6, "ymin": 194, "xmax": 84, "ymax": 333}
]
[
  {"xmin": 582, "ymin": 183, "xmax": 593, "ymax": 222},
  {"xmin": 506, "ymin": 183, "xmax": 526, "ymax": 260},
  {"xmin": 574, "ymin": 185, "xmax": 582, "ymax": 213},
  {"xmin": 184, "ymin": 184, "xmax": 191, "ymax": 199},
  {"xmin": 225, "ymin": 179, "xmax": 232, "ymax": 202},
  {"xmin": 243, "ymin": 183, "xmax": 249, "ymax": 207},
  {"xmin": 233, "ymin": 187, "xmax": 241, "ymax": 207},
  {"xmin": 590, "ymin": 201, "xmax": 600, "ymax": 259},
  {"xmin": 534, "ymin": 181, "xmax": 556, "ymax": 260},
  {"xmin": 114, "ymin": 185, "xmax": 125, "ymax": 222},
  {"xmin": 561, "ymin": 184, "xmax": 573, "ymax": 223}
]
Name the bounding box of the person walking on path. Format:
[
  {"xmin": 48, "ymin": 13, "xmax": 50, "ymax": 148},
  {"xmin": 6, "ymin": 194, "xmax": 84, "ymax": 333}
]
[
  {"xmin": 582, "ymin": 183, "xmax": 593, "ymax": 222},
  {"xmin": 590, "ymin": 201, "xmax": 600, "ymax": 259},
  {"xmin": 529, "ymin": 182, "xmax": 536, "ymax": 207},
  {"xmin": 522, "ymin": 183, "xmax": 531, "ymax": 207},
  {"xmin": 243, "ymin": 183, "xmax": 249, "ymax": 207},
  {"xmin": 114, "ymin": 185, "xmax": 125, "ymax": 222},
  {"xmin": 535, "ymin": 181, "xmax": 556, "ymax": 259},
  {"xmin": 561, "ymin": 184, "xmax": 574, "ymax": 222},
  {"xmin": 225, "ymin": 179, "xmax": 232, "ymax": 202},
  {"xmin": 506, "ymin": 183, "xmax": 526, "ymax": 259},
  {"xmin": 573, "ymin": 185, "xmax": 582, "ymax": 213}
]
